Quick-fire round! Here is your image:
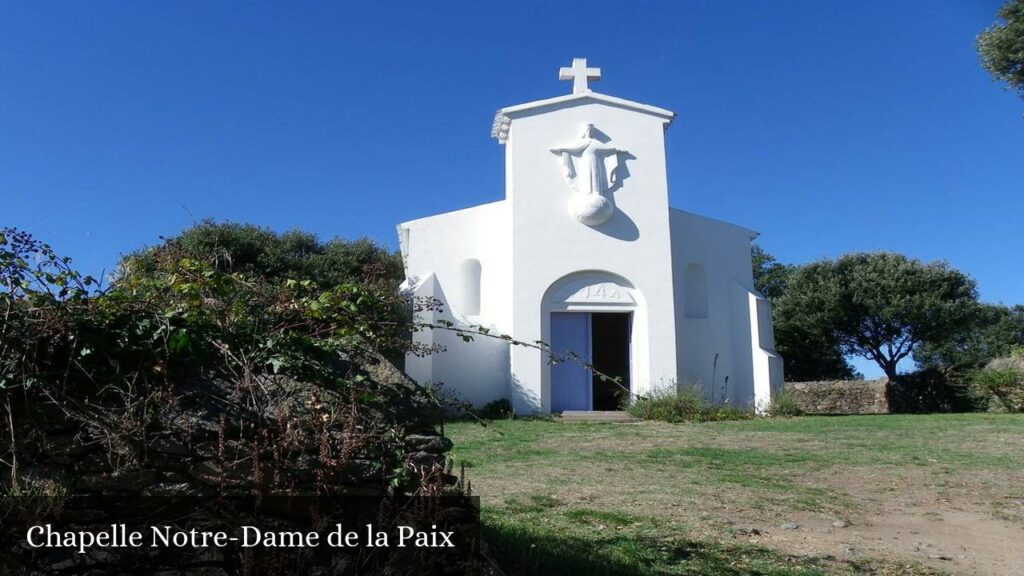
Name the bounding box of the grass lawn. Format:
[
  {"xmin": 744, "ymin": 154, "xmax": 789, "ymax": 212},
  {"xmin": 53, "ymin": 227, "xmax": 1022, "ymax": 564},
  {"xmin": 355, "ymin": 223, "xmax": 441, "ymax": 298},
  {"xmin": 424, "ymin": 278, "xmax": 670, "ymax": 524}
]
[{"xmin": 445, "ymin": 414, "xmax": 1024, "ymax": 576}]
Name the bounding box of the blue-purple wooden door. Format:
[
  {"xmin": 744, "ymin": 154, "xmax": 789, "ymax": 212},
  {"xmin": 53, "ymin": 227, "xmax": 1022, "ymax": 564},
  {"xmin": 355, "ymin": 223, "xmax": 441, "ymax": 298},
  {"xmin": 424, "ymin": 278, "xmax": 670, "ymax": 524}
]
[{"xmin": 550, "ymin": 312, "xmax": 592, "ymax": 412}]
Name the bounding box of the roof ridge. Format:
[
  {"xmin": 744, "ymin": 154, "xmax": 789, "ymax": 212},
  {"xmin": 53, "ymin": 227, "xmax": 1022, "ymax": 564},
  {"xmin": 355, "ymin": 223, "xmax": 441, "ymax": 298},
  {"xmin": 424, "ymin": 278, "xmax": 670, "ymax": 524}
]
[{"xmin": 491, "ymin": 91, "xmax": 676, "ymax": 143}]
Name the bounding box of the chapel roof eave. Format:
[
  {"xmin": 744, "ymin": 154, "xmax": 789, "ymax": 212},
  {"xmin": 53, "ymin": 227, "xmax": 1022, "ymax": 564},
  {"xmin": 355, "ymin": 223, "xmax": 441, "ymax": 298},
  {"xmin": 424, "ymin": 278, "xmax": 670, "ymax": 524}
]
[
  {"xmin": 669, "ymin": 207, "xmax": 760, "ymax": 240},
  {"xmin": 490, "ymin": 91, "xmax": 676, "ymax": 143}
]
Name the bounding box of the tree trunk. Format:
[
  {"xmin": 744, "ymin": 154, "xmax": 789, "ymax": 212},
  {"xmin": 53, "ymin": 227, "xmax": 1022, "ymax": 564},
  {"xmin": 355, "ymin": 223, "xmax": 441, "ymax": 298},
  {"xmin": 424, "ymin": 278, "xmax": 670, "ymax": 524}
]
[{"xmin": 880, "ymin": 360, "xmax": 899, "ymax": 382}]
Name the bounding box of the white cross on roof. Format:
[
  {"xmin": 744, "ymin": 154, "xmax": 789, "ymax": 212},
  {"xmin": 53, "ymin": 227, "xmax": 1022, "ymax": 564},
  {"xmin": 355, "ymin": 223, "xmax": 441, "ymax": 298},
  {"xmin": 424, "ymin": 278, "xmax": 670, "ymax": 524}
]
[{"xmin": 559, "ymin": 58, "xmax": 601, "ymax": 94}]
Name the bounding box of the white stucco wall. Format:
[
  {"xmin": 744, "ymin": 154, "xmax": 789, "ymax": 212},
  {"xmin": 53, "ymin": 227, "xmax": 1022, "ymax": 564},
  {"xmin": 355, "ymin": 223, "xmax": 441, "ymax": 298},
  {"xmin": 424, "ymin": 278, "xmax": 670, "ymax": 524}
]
[
  {"xmin": 504, "ymin": 99, "xmax": 679, "ymax": 413},
  {"xmin": 669, "ymin": 209, "xmax": 760, "ymax": 404},
  {"xmin": 749, "ymin": 290, "xmax": 785, "ymax": 411},
  {"xmin": 399, "ymin": 201, "xmax": 512, "ymax": 407}
]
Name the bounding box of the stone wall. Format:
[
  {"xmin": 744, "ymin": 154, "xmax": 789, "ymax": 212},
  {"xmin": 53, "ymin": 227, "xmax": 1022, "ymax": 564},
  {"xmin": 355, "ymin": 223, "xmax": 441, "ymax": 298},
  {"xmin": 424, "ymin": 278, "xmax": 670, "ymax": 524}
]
[{"xmin": 785, "ymin": 378, "xmax": 890, "ymax": 414}]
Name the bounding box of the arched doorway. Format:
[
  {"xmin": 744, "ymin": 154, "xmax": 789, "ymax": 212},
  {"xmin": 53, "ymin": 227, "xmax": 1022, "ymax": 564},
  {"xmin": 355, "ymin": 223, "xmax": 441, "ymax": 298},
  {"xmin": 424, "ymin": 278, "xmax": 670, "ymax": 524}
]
[{"xmin": 542, "ymin": 272, "xmax": 643, "ymax": 412}]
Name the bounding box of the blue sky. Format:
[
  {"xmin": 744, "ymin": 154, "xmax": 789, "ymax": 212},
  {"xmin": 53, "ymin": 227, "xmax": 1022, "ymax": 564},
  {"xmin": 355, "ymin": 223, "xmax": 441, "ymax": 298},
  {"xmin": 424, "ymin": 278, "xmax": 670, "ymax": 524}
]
[{"xmin": 3, "ymin": 1, "xmax": 1022, "ymax": 376}]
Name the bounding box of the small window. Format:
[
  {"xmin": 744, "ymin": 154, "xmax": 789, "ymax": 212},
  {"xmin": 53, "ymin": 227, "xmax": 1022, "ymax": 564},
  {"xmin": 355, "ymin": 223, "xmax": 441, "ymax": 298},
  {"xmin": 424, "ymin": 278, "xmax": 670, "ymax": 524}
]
[
  {"xmin": 459, "ymin": 259, "xmax": 482, "ymax": 316},
  {"xmin": 684, "ymin": 263, "xmax": 708, "ymax": 319}
]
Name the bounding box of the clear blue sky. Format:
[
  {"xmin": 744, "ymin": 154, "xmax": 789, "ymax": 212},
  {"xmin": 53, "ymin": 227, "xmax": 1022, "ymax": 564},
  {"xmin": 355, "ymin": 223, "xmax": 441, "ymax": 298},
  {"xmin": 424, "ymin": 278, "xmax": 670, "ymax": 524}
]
[{"xmin": 3, "ymin": 2, "xmax": 1022, "ymax": 376}]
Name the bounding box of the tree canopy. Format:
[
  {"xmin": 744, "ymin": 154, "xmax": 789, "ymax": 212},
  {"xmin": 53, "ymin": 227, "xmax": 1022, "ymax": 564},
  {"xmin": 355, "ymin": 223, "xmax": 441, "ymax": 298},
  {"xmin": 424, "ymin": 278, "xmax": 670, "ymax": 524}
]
[
  {"xmin": 775, "ymin": 253, "xmax": 979, "ymax": 381},
  {"xmin": 751, "ymin": 245, "xmax": 791, "ymax": 302},
  {"xmin": 978, "ymin": 0, "xmax": 1024, "ymax": 99},
  {"xmin": 753, "ymin": 245, "xmax": 855, "ymax": 381},
  {"xmin": 916, "ymin": 303, "xmax": 1024, "ymax": 373}
]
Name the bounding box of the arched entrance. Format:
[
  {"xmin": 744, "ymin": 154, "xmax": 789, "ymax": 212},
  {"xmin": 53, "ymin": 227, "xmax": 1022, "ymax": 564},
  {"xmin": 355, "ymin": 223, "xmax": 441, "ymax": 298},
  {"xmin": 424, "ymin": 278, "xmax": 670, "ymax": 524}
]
[{"xmin": 542, "ymin": 272, "xmax": 644, "ymax": 412}]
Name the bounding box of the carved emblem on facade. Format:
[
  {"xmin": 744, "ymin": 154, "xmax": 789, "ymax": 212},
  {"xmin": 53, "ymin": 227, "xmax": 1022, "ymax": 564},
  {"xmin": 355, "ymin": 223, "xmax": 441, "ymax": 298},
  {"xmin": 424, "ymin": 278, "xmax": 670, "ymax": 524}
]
[{"xmin": 550, "ymin": 123, "xmax": 627, "ymax": 226}]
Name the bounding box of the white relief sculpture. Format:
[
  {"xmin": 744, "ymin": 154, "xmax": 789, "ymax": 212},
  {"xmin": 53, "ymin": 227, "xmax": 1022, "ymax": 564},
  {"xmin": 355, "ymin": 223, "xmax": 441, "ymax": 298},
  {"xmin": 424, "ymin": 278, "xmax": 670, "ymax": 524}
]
[{"xmin": 550, "ymin": 123, "xmax": 625, "ymax": 226}]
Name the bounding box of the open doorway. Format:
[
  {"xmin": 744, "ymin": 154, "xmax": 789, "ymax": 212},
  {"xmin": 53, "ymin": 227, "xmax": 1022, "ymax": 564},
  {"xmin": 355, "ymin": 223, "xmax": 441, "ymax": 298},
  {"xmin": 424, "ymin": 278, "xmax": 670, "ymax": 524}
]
[
  {"xmin": 591, "ymin": 313, "xmax": 631, "ymax": 410},
  {"xmin": 550, "ymin": 311, "xmax": 632, "ymax": 411}
]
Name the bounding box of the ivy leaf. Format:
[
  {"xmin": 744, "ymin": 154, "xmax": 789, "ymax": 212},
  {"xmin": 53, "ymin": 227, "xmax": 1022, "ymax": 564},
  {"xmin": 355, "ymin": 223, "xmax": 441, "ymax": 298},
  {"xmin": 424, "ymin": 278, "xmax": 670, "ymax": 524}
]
[
  {"xmin": 168, "ymin": 330, "xmax": 191, "ymax": 354},
  {"xmin": 268, "ymin": 357, "xmax": 286, "ymax": 374}
]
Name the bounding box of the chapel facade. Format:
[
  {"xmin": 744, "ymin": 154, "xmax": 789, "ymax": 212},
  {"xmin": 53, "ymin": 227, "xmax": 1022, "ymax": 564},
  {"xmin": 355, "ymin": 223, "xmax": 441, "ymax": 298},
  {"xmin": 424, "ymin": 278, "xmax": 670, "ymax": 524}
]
[{"xmin": 398, "ymin": 59, "xmax": 783, "ymax": 414}]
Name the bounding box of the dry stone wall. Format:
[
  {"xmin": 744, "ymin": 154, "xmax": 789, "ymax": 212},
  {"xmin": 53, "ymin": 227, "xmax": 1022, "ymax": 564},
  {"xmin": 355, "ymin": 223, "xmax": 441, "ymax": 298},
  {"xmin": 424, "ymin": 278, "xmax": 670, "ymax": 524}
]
[{"xmin": 785, "ymin": 378, "xmax": 890, "ymax": 414}]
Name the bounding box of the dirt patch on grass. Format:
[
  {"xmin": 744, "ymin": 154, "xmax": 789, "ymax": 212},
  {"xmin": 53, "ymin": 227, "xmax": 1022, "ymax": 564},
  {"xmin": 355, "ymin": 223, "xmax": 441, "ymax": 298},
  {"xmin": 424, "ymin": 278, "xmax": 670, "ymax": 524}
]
[
  {"xmin": 448, "ymin": 416, "xmax": 1024, "ymax": 575},
  {"xmin": 712, "ymin": 468, "xmax": 1024, "ymax": 576}
]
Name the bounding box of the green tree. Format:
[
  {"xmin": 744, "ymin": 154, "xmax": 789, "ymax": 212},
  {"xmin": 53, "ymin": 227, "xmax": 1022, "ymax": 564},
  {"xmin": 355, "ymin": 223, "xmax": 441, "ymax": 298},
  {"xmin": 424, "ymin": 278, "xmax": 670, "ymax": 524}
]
[
  {"xmin": 752, "ymin": 244, "xmax": 855, "ymax": 381},
  {"xmin": 777, "ymin": 253, "xmax": 979, "ymax": 381},
  {"xmin": 978, "ymin": 0, "xmax": 1024, "ymax": 99},
  {"xmin": 751, "ymin": 244, "xmax": 791, "ymax": 301},
  {"xmin": 916, "ymin": 303, "xmax": 1024, "ymax": 373},
  {"xmin": 772, "ymin": 317, "xmax": 857, "ymax": 382}
]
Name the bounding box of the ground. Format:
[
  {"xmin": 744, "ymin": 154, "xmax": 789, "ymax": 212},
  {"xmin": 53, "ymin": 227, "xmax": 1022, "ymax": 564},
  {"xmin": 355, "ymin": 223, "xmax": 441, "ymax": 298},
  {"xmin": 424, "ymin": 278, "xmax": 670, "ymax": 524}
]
[{"xmin": 445, "ymin": 414, "xmax": 1024, "ymax": 576}]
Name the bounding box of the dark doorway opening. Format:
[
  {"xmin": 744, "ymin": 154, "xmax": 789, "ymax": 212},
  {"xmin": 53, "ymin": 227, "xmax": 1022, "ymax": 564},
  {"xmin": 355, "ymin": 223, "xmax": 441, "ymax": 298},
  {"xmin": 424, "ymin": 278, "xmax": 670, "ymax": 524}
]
[{"xmin": 591, "ymin": 312, "xmax": 631, "ymax": 410}]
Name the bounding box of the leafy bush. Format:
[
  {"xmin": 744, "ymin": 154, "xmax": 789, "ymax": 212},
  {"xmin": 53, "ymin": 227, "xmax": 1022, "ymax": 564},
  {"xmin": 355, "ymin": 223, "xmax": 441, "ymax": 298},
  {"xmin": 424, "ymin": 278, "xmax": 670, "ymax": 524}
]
[
  {"xmin": 974, "ymin": 353, "xmax": 1024, "ymax": 412},
  {"xmin": 476, "ymin": 398, "xmax": 514, "ymax": 420},
  {"xmin": 121, "ymin": 220, "xmax": 404, "ymax": 289},
  {"xmin": 767, "ymin": 389, "xmax": 803, "ymax": 417},
  {"xmin": 889, "ymin": 369, "xmax": 989, "ymax": 413},
  {"xmin": 0, "ymin": 227, "xmax": 444, "ymax": 497},
  {"xmin": 627, "ymin": 385, "xmax": 754, "ymax": 423}
]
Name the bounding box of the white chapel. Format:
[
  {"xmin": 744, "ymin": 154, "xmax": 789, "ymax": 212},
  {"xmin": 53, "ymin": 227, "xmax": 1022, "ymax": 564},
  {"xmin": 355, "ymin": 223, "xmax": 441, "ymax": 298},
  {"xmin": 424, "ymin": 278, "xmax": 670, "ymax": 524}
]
[{"xmin": 398, "ymin": 59, "xmax": 783, "ymax": 414}]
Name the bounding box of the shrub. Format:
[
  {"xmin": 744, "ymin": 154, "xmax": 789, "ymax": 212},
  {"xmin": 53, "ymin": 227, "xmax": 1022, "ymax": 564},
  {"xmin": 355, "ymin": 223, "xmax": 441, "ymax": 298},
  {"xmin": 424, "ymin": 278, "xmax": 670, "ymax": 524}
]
[
  {"xmin": 0, "ymin": 228, "xmax": 442, "ymax": 495},
  {"xmin": 120, "ymin": 220, "xmax": 404, "ymax": 290},
  {"xmin": 477, "ymin": 398, "xmax": 514, "ymax": 420},
  {"xmin": 627, "ymin": 385, "xmax": 753, "ymax": 423},
  {"xmin": 974, "ymin": 354, "xmax": 1024, "ymax": 412},
  {"xmin": 627, "ymin": 386, "xmax": 702, "ymax": 422},
  {"xmin": 0, "ymin": 228, "xmax": 476, "ymax": 574},
  {"xmin": 888, "ymin": 369, "xmax": 988, "ymax": 413},
  {"xmin": 767, "ymin": 389, "xmax": 803, "ymax": 417}
]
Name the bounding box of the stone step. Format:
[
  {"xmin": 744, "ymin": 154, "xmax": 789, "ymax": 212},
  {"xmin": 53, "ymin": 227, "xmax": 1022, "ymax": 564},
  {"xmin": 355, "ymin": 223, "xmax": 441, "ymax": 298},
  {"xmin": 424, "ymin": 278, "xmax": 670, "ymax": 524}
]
[{"xmin": 556, "ymin": 411, "xmax": 642, "ymax": 423}]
